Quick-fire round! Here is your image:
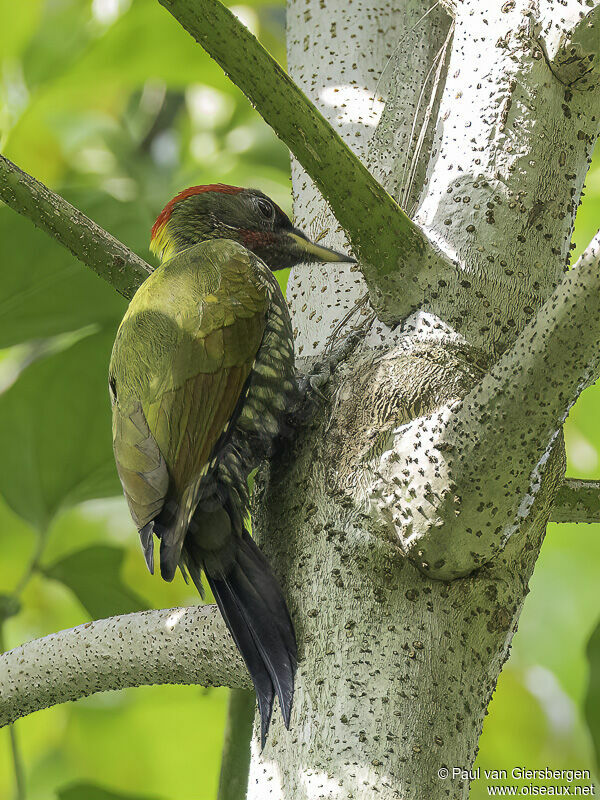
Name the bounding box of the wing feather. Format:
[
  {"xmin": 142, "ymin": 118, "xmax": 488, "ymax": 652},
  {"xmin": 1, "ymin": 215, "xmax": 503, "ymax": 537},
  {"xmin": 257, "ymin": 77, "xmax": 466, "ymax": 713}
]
[
  {"xmin": 111, "ymin": 399, "xmax": 169, "ymax": 528},
  {"xmin": 110, "ymin": 240, "xmax": 270, "ymax": 563}
]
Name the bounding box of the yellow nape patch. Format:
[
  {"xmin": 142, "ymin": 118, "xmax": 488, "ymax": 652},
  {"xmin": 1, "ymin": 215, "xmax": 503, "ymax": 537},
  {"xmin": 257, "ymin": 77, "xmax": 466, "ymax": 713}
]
[{"xmin": 150, "ymin": 221, "xmax": 177, "ymax": 263}]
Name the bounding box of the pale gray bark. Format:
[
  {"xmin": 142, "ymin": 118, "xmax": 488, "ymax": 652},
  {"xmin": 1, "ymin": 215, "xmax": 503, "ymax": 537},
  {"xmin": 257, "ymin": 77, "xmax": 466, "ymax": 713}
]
[
  {"xmin": 247, "ymin": 1, "xmax": 600, "ymax": 798},
  {"xmin": 0, "ymin": 1, "xmax": 599, "ymax": 799},
  {"xmin": 0, "ymin": 606, "xmax": 250, "ymax": 727},
  {"xmin": 375, "ymin": 233, "xmax": 600, "ymax": 579}
]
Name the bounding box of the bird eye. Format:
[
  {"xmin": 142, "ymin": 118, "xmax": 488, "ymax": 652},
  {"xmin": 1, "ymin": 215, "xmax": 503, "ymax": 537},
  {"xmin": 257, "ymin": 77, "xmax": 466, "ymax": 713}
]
[{"xmin": 256, "ymin": 198, "xmax": 274, "ymax": 219}]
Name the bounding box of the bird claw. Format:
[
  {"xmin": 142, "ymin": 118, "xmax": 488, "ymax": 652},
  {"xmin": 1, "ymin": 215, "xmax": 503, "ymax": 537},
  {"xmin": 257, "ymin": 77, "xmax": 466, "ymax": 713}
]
[
  {"xmin": 294, "ymin": 331, "xmax": 363, "ymax": 422},
  {"xmin": 297, "ymin": 367, "xmax": 331, "ymax": 402}
]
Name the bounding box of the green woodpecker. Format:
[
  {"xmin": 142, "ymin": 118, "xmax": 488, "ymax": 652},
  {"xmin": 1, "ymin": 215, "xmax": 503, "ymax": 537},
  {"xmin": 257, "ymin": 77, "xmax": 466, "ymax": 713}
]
[{"xmin": 109, "ymin": 184, "xmax": 354, "ymax": 744}]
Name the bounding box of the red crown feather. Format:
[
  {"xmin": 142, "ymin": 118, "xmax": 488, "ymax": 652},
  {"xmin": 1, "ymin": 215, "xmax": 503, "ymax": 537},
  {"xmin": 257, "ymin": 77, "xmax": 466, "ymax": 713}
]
[{"xmin": 150, "ymin": 184, "xmax": 244, "ymax": 242}]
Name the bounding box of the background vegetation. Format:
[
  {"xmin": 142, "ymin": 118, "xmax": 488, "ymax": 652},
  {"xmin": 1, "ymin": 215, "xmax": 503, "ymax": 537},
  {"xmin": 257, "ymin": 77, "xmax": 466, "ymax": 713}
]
[{"xmin": 0, "ymin": 1, "xmax": 598, "ymax": 798}]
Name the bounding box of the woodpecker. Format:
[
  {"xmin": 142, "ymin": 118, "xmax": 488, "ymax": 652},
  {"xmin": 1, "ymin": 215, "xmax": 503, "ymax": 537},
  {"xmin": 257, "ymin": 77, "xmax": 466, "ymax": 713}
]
[{"xmin": 109, "ymin": 184, "xmax": 354, "ymax": 745}]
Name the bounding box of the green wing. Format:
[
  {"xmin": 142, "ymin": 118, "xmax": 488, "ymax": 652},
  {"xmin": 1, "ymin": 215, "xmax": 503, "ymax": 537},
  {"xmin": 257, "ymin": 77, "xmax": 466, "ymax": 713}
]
[{"xmin": 110, "ymin": 240, "xmax": 270, "ymax": 544}]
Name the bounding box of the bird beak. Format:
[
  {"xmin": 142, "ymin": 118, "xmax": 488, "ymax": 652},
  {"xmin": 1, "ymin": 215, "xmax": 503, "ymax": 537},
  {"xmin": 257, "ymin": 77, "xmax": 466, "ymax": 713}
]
[{"xmin": 287, "ymin": 231, "xmax": 356, "ymax": 263}]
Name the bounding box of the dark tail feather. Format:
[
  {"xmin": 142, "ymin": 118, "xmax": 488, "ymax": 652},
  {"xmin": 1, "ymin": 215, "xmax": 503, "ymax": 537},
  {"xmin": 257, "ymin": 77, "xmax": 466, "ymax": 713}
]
[
  {"xmin": 236, "ymin": 534, "xmax": 297, "ymax": 676},
  {"xmin": 204, "ymin": 530, "xmax": 297, "ymax": 747},
  {"xmin": 139, "ymin": 522, "xmax": 154, "ymax": 574},
  {"xmin": 209, "ymin": 575, "xmax": 275, "ymax": 747}
]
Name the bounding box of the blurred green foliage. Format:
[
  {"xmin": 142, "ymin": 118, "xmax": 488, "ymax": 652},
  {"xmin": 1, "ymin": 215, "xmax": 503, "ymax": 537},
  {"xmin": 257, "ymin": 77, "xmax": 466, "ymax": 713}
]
[
  {"xmin": 586, "ymin": 620, "xmax": 600, "ymax": 771},
  {"xmin": 41, "ymin": 545, "xmax": 149, "ymax": 620},
  {"xmin": 57, "ymin": 783, "xmax": 162, "ymax": 800},
  {"xmin": 0, "ymin": 1, "xmax": 598, "ymax": 799}
]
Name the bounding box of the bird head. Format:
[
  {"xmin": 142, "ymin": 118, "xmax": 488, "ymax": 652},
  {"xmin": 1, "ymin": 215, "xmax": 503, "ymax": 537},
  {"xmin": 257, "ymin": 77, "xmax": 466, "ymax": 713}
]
[{"xmin": 150, "ymin": 184, "xmax": 355, "ymax": 269}]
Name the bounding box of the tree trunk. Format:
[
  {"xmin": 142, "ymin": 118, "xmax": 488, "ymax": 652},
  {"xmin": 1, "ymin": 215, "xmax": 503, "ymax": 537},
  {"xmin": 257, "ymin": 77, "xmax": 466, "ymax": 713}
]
[
  {"xmin": 0, "ymin": 1, "xmax": 598, "ymax": 797},
  {"xmin": 246, "ymin": 0, "xmax": 600, "ymax": 797}
]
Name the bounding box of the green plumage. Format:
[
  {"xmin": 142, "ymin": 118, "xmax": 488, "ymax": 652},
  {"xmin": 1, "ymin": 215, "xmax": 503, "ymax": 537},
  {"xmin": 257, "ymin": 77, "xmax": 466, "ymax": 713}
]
[
  {"xmin": 110, "ymin": 184, "xmax": 354, "ymax": 745},
  {"xmin": 110, "ymin": 239, "xmax": 271, "ymax": 569}
]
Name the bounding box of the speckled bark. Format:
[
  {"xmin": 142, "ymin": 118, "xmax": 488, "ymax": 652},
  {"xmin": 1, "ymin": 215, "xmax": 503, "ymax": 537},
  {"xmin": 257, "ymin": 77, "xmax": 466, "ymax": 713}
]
[
  {"xmin": 0, "ymin": 606, "xmax": 251, "ymax": 727},
  {"xmin": 251, "ymin": 348, "xmax": 564, "ymax": 798},
  {"xmin": 1, "ymin": 1, "xmax": 599, "ymax": 796},
  {"xmin": 551, "ymin": 478, "xmax": 600, "ymax": 523},
  {"xmin": 247, "ymin": 1, "xmax": 600, "ymax": 798}
]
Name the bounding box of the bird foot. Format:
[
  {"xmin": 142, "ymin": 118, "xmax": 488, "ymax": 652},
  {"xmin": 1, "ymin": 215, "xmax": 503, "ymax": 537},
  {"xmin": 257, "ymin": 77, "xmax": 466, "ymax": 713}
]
[{"xmin": 293, "ymin": 331, "xmax": 362, "ymax": 424}]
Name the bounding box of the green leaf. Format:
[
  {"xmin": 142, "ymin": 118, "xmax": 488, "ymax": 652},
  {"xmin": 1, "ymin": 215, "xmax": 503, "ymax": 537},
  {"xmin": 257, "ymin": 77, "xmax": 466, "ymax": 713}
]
[
  {"xmin": 0, "ymin": 206, "xmax": 123, "ymax": 348},
  {"xmin": 585, "ymin": 618, "xmax": 600, "ymax": 771},
  {"xmin": 0, "ymin": 0, "xmax": 42, "ymax": 61},
  {"xmin": 43, "ymin": 545, "xmax": 149, "ymax": 620},
  {"xmin": 0, "ymin": 186, "xmax": 155, "ymax": 348},
  {"xmin": 0, "ymin": 328, "xmax": 121, "ymax": 529},
  {"xmin": 57, "ymin": 782, "xmax": 162, "ymax": 800},
  {"xmin": 20, "ymin": 0, "xmax": 94, "ymax": 91},
  {"xmin": 56, "ymin": 2, "xmax": 227, "ymax": 91}
]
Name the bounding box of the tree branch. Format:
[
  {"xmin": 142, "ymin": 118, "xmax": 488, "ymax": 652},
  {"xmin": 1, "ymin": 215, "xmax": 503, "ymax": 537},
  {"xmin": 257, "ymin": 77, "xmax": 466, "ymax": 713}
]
[
  {"xmin": 545, "ymin": 2, "xmax": 600, "ymax": 90},
  {"xmin": 550, "ymin": 479, "xmax": 600, "ymax": 524},
  {"xmin": 0, "ymin": 154, "xmax": 152, "ymax": 300},
  {"xmin": 217, "ymin": 689, "xmax": 254, "ymax": 800},
  {"xmin": 157, "ymin": 0, "xmax": 457, "ymax": 324},
  {"xmin": 0, "ymin": 605, "xmax": 251, "ymax": 727},
  {"xmin": 368, "ymin": 230, "xmax": 600, "ymax": 578}
]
